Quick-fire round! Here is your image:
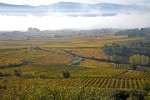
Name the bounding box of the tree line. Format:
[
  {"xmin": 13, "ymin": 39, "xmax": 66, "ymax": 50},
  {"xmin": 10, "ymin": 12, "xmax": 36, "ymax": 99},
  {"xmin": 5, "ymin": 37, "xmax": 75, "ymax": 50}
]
[
  {"xmin": 129, "ymin": 54, "xmax": 149, "ymax": 65},
  {"xmin": 102, "ymin": 42, "xmax": 150, "ymax": 65},
  {"xmin": 115, "ymin": 27, "xmax": 150, "ymax": 39}
]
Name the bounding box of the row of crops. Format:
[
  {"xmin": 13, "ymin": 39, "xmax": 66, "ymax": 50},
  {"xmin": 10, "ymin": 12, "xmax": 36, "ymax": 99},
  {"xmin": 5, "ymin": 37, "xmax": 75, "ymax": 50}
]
[
  {"xmin": 112, "ymin": 63, "xmax": 149, "ymax": 70},
  {"xmin": 112, "ymin": 64, "xmax": 132, "ymax": 70},
  {"xmin": 117, "ymin": 70, "xmax": 150, "ymax": 78},
  {"xmin": 112, "ymin": 64, "xmax": 150, "ymax": 78},
  {"xmin": 50, "ymin": 77, "xmax": 150, "ymax": 90}
]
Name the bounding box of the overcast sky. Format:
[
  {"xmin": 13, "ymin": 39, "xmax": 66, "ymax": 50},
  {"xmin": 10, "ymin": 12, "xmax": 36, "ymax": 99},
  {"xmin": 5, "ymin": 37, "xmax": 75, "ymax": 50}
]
[{"xmin": 0, "ymin": 0, "xmax": 150, "ymax": 6}]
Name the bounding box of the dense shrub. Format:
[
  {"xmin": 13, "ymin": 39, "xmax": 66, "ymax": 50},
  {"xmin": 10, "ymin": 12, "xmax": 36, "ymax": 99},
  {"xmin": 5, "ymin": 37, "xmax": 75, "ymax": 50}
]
[
  {"xmin": 112, "ymin": 90, "xmax": 129, "ymax": 100},
  {"xmin": 12, "ymin": 69, "xmax": 22, "ymax": 77},
  {"xmin": 63, "ymin": 71, "xmax": 70, "ymax": 79}
]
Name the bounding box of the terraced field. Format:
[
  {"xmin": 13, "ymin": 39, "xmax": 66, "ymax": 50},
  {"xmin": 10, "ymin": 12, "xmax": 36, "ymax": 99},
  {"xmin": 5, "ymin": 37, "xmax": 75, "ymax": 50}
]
[{"xmin": 50, "ymin": 77, "xmax": 150, "ymax": 90}]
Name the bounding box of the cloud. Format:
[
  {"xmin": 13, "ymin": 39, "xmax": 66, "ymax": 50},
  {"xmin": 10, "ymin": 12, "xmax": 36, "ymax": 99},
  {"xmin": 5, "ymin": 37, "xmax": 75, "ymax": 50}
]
[
  {"xmin": 0, "ymin": 13, "xmax": 150, "ymax": 31},
  {"xmin": 89, "ymin": 0, "xmax": 150, "ymax": 5},
  {"xmin": 0, "ymin": 0, "xmax": 150, "ymax": 6}
]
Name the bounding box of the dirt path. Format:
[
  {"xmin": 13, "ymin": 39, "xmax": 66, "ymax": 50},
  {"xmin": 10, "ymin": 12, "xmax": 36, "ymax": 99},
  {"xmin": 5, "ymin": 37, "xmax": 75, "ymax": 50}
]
[{"xmin": 67, "ymin": 57, "xmax": 85, "ymax": 66}]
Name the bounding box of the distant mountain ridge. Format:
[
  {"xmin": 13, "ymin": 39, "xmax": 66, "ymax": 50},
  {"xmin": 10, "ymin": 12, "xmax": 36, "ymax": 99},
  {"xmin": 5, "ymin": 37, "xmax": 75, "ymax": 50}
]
[{"xmin": 0, "ymin": 2, "xmax": 149, "ymax": 16}]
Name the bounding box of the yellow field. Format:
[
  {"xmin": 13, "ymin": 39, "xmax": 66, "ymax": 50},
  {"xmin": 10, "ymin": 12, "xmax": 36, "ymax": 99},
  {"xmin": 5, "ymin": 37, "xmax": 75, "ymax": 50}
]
[
  {"xmin": 79, "ymin": 59, "xmax": 125, "ymax": 77},
  {"xmin": 65, "ymin": 48, "xmax": 108, "ymax": 59},
  {"xmin": 80, "ymin": 59, "xmax": 111, "ymax": 68},
  {"xmin": 0, "ymin": 33, "xmax": 149, "ymax": 99},
  {"xmin": 0, "ymin": 48, "xmax": 74, "ymax": 66},
  {"xmin": 0, "ymin": 35, "xmax": 143, "ymax": 49}
]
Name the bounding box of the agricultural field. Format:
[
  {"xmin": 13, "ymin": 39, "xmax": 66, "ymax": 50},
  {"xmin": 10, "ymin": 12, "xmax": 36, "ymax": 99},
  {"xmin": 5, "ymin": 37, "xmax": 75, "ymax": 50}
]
[
  {"xmin": 64, "ymin": 48, "xmax": 108, "ymax": 59},
  {"xmin": 0, "ymin": 33, "xmax": 149, "ymax": 100}
]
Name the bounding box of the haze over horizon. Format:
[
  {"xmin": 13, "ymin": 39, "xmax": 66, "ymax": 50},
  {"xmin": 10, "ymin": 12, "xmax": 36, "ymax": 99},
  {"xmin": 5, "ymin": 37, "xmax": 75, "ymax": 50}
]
[
  {"xmin": 0, "ymin": 0, "xmax": 150, "ymax": 31},
  {"xmin": 0, "ymin": 0, "xmax": 150, "ymax": 6}
]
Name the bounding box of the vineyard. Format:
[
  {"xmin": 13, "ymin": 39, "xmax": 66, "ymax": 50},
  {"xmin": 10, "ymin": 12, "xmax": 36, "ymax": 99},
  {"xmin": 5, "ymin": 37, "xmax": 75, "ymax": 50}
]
[
  {"xmin": 65, "ymin": 48, "xmax": 108, "ymax": 59},
  {"xmin": 0, "ymin": 34, "xmax": 149, "ymax": 99},
  {"xmin": 50, "ymin": 77, "xmax": 150, "ymax": 90},
  {"xmin": 113, "ymin": 64, "xmax": 132, "ymax": 70},
  {"xmin": 117, "ymin": 70, "xmax": 150, "ymax": 78},
  {"xmin": 0, "ymin": 48, "xmax": 74, "ymax": 66}
]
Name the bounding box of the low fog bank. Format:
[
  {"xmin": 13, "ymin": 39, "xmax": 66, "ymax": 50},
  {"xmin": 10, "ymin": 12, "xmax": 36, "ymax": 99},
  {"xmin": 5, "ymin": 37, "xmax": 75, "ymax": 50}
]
[{"xmin": 0, "ymin": 12, "xmax": 150, "ymax": 31}]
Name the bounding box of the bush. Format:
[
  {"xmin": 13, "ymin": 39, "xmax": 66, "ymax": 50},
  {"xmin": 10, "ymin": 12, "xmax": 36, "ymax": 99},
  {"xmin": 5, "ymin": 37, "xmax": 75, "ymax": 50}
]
[
  {"xmin": 23, "ymin": 72, "xmax": 49, "ymax": 79},
  {"xmin": 37, "ymin": 72, "xmax": 49, "ymax": 79},
  {"xmin": 63, "ymin": 71, "xmax": 70, "ymax": 79},
  {"xmin": 0, "ymin": 71, "xmax": 11, "ymax": 77},
  {"xmin": 145, "ymin": 92, "xmax": 150, "ymax": 100},
  {"xmin": 113, "ymin": 90, "xmax": 129, "ymax": 100},
  {"xmin": 131, "ymin": 90, "xmax": 148, "ymax": 100},
  {"xmin": 143, "ymin": 82, "xmax": 150, "ymax": 92},
  {"xmin": 23, "ymin": 73, "xmax": 37, "ymax": 78},
  {"xmin": 0, "ymin": 72, "xmax": 5, "ymax": 77},
  {"xmin": 12, "ymin": 69, "xmax": 22, "ymax": 77},
  {"xmin": 0, "ymin": 81, "xmax": 6, "ymax": 89}
]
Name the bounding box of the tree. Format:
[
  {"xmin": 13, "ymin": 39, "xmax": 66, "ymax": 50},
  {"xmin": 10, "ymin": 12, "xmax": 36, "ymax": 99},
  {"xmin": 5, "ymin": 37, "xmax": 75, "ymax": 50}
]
[
  {"xmin": 129, "ymin": 56, "xmax": 135, "ymax": 64},
  {"xmin": 129, "ymin": 54, "xmax": 149, "ymax": 65},
  {"xmin": 135, "ymin": 54, "xmax": 141, "ymax": 64},
  {"xmin": 141, "ymin": 55, "xmax": 145, "ymax": 65},
  {"xmin": 63, "ymin": 71, "xmax": 70, "ymax": 79},
  {"xmin": 110, "ymin": 55, "xmax": 117, "ymax": 62},
  {"xmin": 145, "ymin": 57, "xmax": 150, "ymax": 65}
]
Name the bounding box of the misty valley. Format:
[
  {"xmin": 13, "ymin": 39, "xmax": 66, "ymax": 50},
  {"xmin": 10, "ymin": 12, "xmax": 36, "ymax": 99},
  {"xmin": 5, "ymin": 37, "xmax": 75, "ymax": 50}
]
[{"xmin": 0, "ymin": 1, "xmax": 150, "ymax": 100}]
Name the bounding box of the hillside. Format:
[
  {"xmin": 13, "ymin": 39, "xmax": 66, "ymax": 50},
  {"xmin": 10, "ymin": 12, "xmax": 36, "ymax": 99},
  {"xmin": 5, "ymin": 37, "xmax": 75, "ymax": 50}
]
[{"xmin": 0, "ymin": 2, "xmax": 150, "ymax": 16}]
